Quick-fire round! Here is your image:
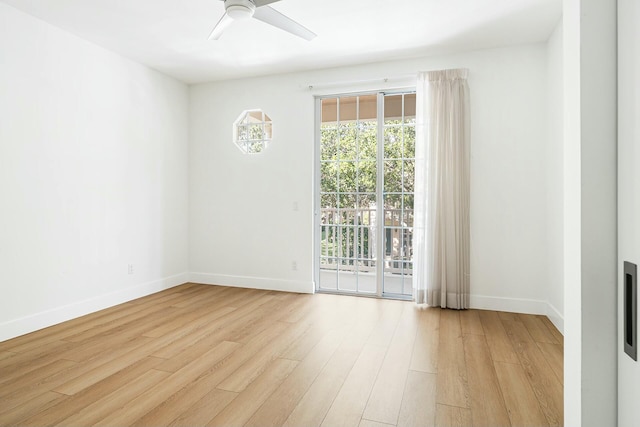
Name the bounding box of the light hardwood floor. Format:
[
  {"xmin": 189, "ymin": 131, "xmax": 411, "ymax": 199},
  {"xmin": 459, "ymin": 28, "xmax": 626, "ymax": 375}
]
[{"xmin": 0, "ymin": 284, "xmax": 563, "ymax": 426}]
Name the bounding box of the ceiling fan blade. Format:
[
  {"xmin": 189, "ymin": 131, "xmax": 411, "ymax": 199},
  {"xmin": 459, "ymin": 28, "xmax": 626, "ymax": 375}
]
[
  {"xmin": 208, "ymin": 13, "xmax": 234, "ymax": 40},
  {"xmin": 253, "ymin": 5, "xmax": 316, "ymax": 41},
  {"xmin": 253, "ymin": 0, "xmax": 281, "ymax": 7}
]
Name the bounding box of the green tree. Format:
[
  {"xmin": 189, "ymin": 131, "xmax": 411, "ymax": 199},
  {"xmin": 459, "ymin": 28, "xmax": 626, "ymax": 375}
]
[{"xmin": 319, "ymin": 120, "xmax": 415, "ymax": 264}]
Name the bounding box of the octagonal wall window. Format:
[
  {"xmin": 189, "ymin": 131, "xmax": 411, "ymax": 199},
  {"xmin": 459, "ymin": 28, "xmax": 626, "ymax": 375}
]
[{"xmin": 234, "ymin": 109, "xmax": 273, "ymax": 154}]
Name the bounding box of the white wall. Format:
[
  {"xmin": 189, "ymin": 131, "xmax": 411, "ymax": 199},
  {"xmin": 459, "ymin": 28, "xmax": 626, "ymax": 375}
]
[
  {"xmin": 0, "ymin": 3, "xmax": 190, "ymax": 341},
  {"xmin": 563, "ymin": 0, "xmax": 618, "ymax": 425},
  {"xmin": 562, "ymin": 0, "xmax": 582, "ymax": 423},
  {"xmin": 618, "ymin": 0, "xmax": 640, "ymax": 425},
  {"xmin": 189, "ymin": 44, "xmax": 560, "ymax": 316},
  {"xmin": 578, "ymin": 0, "xmax": 617, "ymax": 420},
  {"xmin": 547, "ymin": 21, "xmax": 565, "ymax": 332},
  {"xmin": 188, "ymin": 73, "xmax": 315, "ymax": 293}
]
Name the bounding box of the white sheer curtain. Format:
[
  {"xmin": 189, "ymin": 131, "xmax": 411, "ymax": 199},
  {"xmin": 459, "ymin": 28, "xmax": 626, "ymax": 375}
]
[{"xmin": 413, "ymin": 69, "xmax": 470, "ymax": 309}]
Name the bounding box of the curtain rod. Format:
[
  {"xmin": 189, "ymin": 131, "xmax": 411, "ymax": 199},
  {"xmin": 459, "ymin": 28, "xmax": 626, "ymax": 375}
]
[{"xmin": 305, "ymin": 74, "xmax": 416, "ymax": 91}]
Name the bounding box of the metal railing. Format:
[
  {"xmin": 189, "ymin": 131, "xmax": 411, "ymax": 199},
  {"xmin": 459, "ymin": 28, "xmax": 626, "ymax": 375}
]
[{"xmin": 319, "ymin": 207, "xmax": 413, "ymax": 275}]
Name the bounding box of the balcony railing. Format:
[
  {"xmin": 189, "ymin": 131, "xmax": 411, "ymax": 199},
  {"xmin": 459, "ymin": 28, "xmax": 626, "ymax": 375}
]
[{"xmin": 319, "ymin": 207, "xmax": 413, "ymax": 276}]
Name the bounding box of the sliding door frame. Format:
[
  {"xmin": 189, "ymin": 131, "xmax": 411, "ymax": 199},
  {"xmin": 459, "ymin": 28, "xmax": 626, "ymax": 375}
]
[{"xmin": 313, "ymin": 88, "xmax": 415, "ymax": 299}]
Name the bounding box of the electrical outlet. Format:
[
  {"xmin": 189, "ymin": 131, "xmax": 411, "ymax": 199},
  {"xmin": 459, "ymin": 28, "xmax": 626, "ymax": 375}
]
[
  {"xmin": 127, "ymin": 264, "xmax": 134, "ymax": 275},
  {"xmin": 291, "ymin": 261, "xmax": 297, "ymax": 271},
  {"xmin": 293, "ymin": 201, "xmax": 299, "ymax": 211}
]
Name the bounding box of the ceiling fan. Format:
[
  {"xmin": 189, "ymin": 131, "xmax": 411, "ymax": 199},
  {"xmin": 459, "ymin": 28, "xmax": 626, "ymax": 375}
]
[{"xmin": 209, "ymin": 0, "xmax": 317, "ymax": 41}]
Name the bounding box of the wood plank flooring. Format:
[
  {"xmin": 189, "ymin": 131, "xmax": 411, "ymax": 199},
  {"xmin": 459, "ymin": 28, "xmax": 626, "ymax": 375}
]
[{"xmin": 0, "ymin": 284, "xmax": 563, "ymax": 426}]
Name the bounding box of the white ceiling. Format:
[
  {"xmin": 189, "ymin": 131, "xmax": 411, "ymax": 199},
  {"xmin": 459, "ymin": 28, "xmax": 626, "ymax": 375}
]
[{"xmin": 1, "ymin": 0, "xmax": 562, "ymax": 84}]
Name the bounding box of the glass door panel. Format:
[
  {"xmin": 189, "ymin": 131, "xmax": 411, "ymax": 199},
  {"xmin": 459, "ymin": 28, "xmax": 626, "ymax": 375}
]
[
  {"xmin": 382, "ymin": 93, "xmax": 415, "ymax": 297},
  {"xmin": 319, "ymin": 95, "xmax": 377, "ymax": 294},
  {"xmin": 317, "ymin": 91, "xmax": 415, "ymax": 298}
]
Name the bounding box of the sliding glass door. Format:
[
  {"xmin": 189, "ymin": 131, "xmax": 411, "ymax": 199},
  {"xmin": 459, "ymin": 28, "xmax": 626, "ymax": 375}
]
[{"xmin": 315, "ymin": 91, "xmax": 416, "ymax": 298}]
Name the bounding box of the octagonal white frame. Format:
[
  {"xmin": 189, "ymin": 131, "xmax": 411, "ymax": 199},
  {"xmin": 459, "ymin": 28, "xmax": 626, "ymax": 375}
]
[{"xmin": 233, "ymin": 109, "xmax": 273, "ymax": 154}]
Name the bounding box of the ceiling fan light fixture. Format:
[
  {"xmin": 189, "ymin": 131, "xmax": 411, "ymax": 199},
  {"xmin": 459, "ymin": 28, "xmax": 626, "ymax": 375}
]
[
  {"xmin": 226, "ymin": 2, "xmax": 255, "ymax": 21},
  {"xmin": 211, "ymin": 0, "xmax": 315, "ymax": 41}
]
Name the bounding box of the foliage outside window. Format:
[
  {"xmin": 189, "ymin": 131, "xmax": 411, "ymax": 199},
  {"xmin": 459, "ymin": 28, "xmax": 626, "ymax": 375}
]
[
  {"xmin": 234, "ymin": 109, "xmax": 272, "ymax": 154},
  {"xmin": 320, "ymin": 118, "xmax": 416, "ymax": 261}
]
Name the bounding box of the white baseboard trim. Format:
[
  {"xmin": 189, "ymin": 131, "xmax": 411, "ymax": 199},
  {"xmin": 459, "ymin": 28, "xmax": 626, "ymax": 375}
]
[
  {"xmin": 189, "ymin": 272, "xmax": 314, "ymax": 294},
  {"xmin": 0, "ymin": 273, "xmax": 188, "ymax": 343},
  {"xmin": 470, "ymin": 294, "xmax": 564, "ymax": 335},
  {"xmin": 1, "ymin": 275, "xmax": 565, "ymax": 342},
  {"xmin": 545, "ymin": 302, "xmax": 564, "ymax": 335},
  {"xmin": 470, "ymin": 294, "xmax": 549, "ymax": 314}
]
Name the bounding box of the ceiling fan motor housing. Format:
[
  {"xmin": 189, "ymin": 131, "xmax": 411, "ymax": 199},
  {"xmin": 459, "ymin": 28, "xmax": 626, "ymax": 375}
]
[{"xmin": 225, "ymin": 0, "xmax": 256, "ymax": 20}]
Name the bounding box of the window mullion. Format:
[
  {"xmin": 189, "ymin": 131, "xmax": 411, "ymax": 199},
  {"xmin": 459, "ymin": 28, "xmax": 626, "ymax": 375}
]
[{"xmin": 376, "ymin": 92, "xmax": 384, "ymax": 298}]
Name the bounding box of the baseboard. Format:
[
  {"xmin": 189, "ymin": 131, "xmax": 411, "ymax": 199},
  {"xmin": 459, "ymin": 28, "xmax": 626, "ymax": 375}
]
[
  {"xmin": 470, "ymin": 294, "xmax": 549, "ymax": 314},
  {"xmin": 1, "ymin": 275, "xmax": 564, "ymax": 342},
  {"xmin": 545, "ymin": 302, "xmax": 564, "ymax": 335},
  {"xmin": 470, "ymin": 294, "xmax": 564, "ymax": 335},
  {"xmin": 0, "ymin": 273, "xmax": 188, "ymax": 343},
  {"xmin": 186, "ymin": 279, "xmax": 564, "ymax": 332},
  {"xmin": 189, "ymin": 272, "xmax": 314, "ymax": 294}
]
